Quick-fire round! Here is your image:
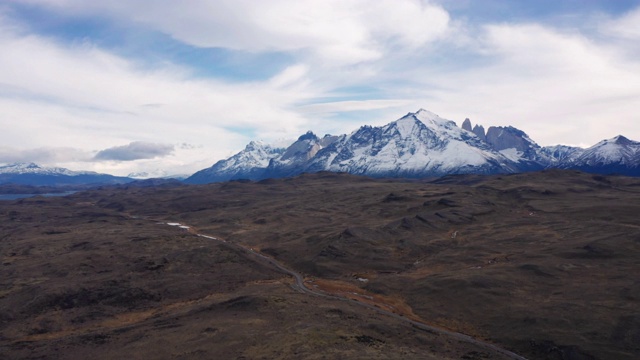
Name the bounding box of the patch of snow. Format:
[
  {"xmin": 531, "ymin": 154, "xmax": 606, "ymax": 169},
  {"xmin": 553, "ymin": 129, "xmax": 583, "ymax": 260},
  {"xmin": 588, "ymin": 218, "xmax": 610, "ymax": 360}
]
[{"xmin": 499, "ymin": 148, "xmax": 524, "ymax": 162}]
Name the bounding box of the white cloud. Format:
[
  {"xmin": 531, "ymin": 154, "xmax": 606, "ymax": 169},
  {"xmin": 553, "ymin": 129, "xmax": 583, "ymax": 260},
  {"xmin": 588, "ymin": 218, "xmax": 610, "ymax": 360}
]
[
  {"xmin": 0, "ymin": 146, "xmax": 91, "ymax": 165},
  {"xmin": 94, "ymin": 141, "xmax": 175, "ymax": 161},
  {"xmin": 381, "ymin": 21, "xmax": 640, "ymax": 146},
  {"xmin": 603, "ymin": 6, "xmax": 640, "ymax": 40},
  {"xmin": 269, "ymin": 64, "xmax": 310, "ymax": 89},
  {"xmin": 1, "ymin": 1, "xmax": 640, "ymax": 176},
  {"xmin": 298, "ymin": 99, "xmax": 413, "ymax": 114},
  {"xmin": 0, "ymin": 15, "xmax": 319, "ymax": 174},
  {"xmin": 18, "ymin": 0, "xmax": 450, "ymax": 66}
]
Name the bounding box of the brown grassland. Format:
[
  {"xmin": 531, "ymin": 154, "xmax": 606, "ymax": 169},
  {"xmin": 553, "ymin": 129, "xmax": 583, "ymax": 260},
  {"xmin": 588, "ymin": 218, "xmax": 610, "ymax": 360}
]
[{"xmin": 1, "ymin": 170, "xmax": 639, "ymax": 359}]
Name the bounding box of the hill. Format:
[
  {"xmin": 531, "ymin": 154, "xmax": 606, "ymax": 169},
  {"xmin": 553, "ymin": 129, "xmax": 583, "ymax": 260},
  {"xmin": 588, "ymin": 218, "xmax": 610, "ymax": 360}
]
[{"xmin": 1, "ymin": 170, "xmax": 639, "ymax": 359}]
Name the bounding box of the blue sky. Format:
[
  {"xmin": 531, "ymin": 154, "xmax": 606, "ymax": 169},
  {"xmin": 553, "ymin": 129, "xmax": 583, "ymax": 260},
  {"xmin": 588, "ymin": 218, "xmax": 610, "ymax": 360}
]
[{"xmin": 1, "ymin": 0, "xmax": 639, "ymax": 176}]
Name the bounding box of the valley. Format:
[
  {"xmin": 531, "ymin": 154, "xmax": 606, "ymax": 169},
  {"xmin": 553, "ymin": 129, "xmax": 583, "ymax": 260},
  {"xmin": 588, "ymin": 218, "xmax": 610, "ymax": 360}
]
[{"xmin": 1, "ymin": 170, "xmax": 639, "ymax": 359}]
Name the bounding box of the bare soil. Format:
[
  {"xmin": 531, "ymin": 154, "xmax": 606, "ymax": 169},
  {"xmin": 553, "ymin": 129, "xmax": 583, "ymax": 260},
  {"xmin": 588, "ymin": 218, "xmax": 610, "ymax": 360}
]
[{"xmin": 1, "ymin": 170, "xmax": 639, "ymax": 359}]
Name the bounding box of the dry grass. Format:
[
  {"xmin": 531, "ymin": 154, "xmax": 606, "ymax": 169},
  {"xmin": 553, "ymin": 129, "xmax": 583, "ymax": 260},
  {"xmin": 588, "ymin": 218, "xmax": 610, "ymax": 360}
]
[{"xmin": 2, "ymin": 170, "xmax": 640, "ymax": 359}]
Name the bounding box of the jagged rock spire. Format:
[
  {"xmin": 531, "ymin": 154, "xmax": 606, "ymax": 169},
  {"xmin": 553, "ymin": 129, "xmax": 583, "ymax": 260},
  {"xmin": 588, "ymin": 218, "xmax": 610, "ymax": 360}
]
[{"xmin": 462, "ymin": 118, "xmax": 472, "ymax": 132}]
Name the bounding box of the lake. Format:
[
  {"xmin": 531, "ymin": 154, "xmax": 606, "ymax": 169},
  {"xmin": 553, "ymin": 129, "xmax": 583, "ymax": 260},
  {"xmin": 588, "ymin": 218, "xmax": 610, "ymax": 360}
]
[{"xmin": 0, "ymin": 191, "xmax": 77, "ymax": 201}]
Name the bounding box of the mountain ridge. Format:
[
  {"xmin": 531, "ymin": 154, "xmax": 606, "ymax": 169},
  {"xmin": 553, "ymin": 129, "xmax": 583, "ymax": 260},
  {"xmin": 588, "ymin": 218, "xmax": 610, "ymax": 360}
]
[
  {"xmin": 187, "ymin": 109, "xmax": 640, "ymax": 184},
  {"xmin": 0, "ymin": 162, "xmax": 134, "ymax": 186}
]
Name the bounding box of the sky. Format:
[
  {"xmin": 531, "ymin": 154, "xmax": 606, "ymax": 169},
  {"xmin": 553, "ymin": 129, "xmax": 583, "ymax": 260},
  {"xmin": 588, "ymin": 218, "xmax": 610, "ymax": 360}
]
[{"xmin": 1, "ymin": 0, "xmax": 639, "ymax": 177}]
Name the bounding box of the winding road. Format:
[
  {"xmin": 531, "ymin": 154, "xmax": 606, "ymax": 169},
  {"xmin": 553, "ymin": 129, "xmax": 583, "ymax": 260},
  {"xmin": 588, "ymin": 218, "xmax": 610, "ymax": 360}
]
[{"xmin": 159, "ymin": 218, "xmax": 529, "ymax": 360}]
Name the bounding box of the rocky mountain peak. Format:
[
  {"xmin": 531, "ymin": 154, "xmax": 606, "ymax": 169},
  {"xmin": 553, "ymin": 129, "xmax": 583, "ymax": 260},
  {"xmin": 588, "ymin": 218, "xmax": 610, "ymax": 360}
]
[
  {"xmin": 245, "ymin": 140, "xmax": 265, "ymax": 151},
  {"xmin": 462, "ymin": 118, "xmax": 472, "ymax": 132},
  {"xmin": 485, "ymin": 126, "xmax": 537, "ymax": 152},
  {"xmin": 414, "ymin": 108, "xmax": 440, "ymax": 119},
  {"xmin": 390, "ymin": 113, "xmax": 425, "ymax": 139},
  {"xmin": 612, "ymin": 135, "xmax": 632, "ymax": 145},
  {"xmin": 297, "ymin": 131, "xmax": 319, "ymax": 142},
  {"xmin": 460, "ymin": 119, "xmax": 486, "ymax": 141},
  {"xmin": 472, "ymin": 125, "xmax": 486, "ymax": 141}
]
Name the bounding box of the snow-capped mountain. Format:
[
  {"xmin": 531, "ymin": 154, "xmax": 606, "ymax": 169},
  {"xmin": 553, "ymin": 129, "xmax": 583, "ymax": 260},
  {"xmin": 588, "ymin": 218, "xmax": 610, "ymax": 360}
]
[
  {"xmin": 127, "ymin": 170, "xmax": 189, "ymax": 180},
  {"xmin": 561, "ymin": 136, "xmax": 640, "ymax": 176},
  {"xmin": 264, "ymin": 132, "xmax": 340, "ymax": 179},
  {"xmin": 462, "ymin": 119, "xmax": 548, "ymax": 171},
  {"xmin": 0, "ymin": 163, "xmax": 134, "ymax": 186},
  {"xmin": 186, "ymin": 109, "xmax": 640, "ymax": 184},
  {"xmin": 539, "ymin": 145, "xmax": 585, "ymax": 164},
  {"xmin": 302, "ymin": 109, "xmax": 517, "ymax": 177},
  {"xmin": 187, "ymin": 109, "xmax": 520, "ymax": 183},
  {"xmin": 0, "ymin": 162, "xmax": 84, "ymax": 176},
  {"xmin": 185, "ymin": 141, "xmax": 286, "ymax": 184}
]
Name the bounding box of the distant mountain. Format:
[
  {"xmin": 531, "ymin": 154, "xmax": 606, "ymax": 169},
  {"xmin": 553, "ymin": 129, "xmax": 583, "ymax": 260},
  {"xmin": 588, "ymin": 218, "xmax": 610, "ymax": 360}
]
[
  {"xmin": 186, "ymin": 109, "xmax": 640, "ymax": 184},
  {"xmin": 186, "ymin": 110, "xmax": 518, "ymax": 183},
  {"xmin": 127, "ymin": 170, "xmax": 189, "ymax": 180},
  {"xmin": 300, "ymin": 109, "xmax": 517, "ymax": 177},
  {"xmin": 561, "ymin": 135, "xmax": 640, "ymax": 176},
  {"xmin": 0, "ymin": 163, "xmax": 134, "ymax": 186},
  {"xmin": 463, "ymin": 120, "xmax": 548, "ymax": 171},
  {"xmin": 263, "ymin": 132, "xmax": 341, "ymax": 179},
  {"xmin": 185, "ymin": 141, "xmax": 285, "ymax": 184},
  {"xmin": 539, "ymin": 145, "xmax": 585, "ymax": 164}
]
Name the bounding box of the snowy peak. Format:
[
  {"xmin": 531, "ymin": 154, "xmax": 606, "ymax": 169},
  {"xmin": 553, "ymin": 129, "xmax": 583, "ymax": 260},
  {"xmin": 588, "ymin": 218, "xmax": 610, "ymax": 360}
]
[
  {"xmin": 127, "ymin": 169, "xmax": 187, "ymax": 180},
  {"xmin": 390, "ymin": 109, "xmax": 472, "ymax": 146},
  {"xmin": 558, "ymin": 135, "xmax": 640, "ymax": 176},
  {"xmin": 244, "ymin": 140, "xmax": 262, "ymax": 151},
  {"xmin": 265, "ymin": 131, "xmax": 339, "ymax": 177},
  {"xmin": 413, "ymin": 109, "xmax": 456, "ymax": 129},
  {"xmin": 388, "ymin": 109, "xmax": 456, "ymax": 139},
  {"xmin": 389, "ymin": 113, "xmax": 424, "ymax": 139},
  {"xmin": 540, "ymin": 145, "xmax": 584, "ymax": 163},
  {"xmin": 184, "ymin": 141, "xmax": 286, "ymax": 184},
  {"xmin": 574, "ymin": 135, "xmax": 640, "ymax": 165},
  {"xmin": 280, "ymin": 131, "xmax": 320, "ymax": 161},
  {"xmin": 0, "ymin": 162, "xmax": 41, "ymax": 173},
  {"xmin": 611, "ymin": 135, "xmax": 633, "ymax": 146},
  {"xmin": 414, "ymin": 108, "xmax": 442, "ymax": 121},
  {"xmin": 302, "ymin": 109, "xmax": 515, "ymax": 177},
  {"xmin": 0, "ymin": 162, "xmax": 88, "ymax": 176},
  {"xmin": 0, "ymin": 163, "xmax": 133, "ymax": 186},
  {"xmin": 239, "ymin": 141, "xmax": 285, "ymax": 167},
  {"xmin": 296, "ymin": 131, "xmax": 319, "ymax": 142}
]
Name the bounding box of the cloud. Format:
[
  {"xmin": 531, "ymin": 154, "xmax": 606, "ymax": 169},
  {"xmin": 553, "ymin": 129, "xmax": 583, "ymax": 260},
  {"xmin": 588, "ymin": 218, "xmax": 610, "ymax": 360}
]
[
  {"xmin": 178, "ymin": 143, "xmax": 200, "ymax": 150},
  {"xmin": 0, "ymin": 13, "xmax": 314, "ymax": 159},
  {"xmin": 94, "ymin": 141, "xmax": 174, "ymax": 161},
  {"xmin": 0, "ymin": 146, "xmax": 91, "ymax": 165},
  {"xmin": 19, "ymin": 0, "xmax": 450, "ymax": 66},
  {"xmin": 401, "ymin": 21, "xmax": 640, "ymax": 145},
  {"xmin": 298, "ymin": 99, "xmax": 413, "ymax": 114},
  {"xmin": 1, "ymin": 1, "xmax": 639, "ymax": 176},
  {"xmin": 603, "ymin": 6, "xmax": 640, "ymax": 40}
]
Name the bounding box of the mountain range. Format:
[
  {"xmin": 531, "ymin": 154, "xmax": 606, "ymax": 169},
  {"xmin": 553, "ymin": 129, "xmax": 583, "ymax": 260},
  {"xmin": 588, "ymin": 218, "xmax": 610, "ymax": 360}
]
[
  {"xmin": 3, "ymin": 109, "xmax": 638, "ymax": 187},
  {"xmin": 185, "ymin": 109, "xmax": 640, "ymax": 184},
  {"xmin": 0, "ymin": 163, "xmax": 134, "ymax": 187}
]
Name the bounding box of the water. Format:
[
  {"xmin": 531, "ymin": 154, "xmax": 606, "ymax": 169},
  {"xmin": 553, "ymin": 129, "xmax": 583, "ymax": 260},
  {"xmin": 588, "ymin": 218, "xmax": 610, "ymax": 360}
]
[{"xmin": 0, "ymin": 191, "xmax": 77, "ymax": 201}]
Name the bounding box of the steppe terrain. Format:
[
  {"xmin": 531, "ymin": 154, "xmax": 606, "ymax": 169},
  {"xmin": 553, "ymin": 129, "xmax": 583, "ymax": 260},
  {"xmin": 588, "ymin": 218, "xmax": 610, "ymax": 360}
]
[{"xmin": 1, "ymin": 170, "xmax": 639, "ymax": 359}]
